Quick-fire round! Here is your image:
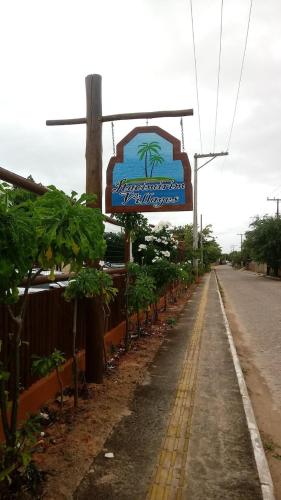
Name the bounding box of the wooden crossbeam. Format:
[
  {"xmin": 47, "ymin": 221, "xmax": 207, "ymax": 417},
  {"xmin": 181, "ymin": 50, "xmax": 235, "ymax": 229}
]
[
  {"xmin": 0, "ymin": 165, "xmax": 121, "ymax": 227},
  {"xmin": 46, "ymin": 109, "xmax": 194, "ymax": 127}
]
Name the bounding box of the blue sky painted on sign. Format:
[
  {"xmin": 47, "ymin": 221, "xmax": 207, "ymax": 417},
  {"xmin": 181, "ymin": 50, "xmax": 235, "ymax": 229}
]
[{"xmin": 112, "ymin": 132, "xmax": 184, "ymax": 184}]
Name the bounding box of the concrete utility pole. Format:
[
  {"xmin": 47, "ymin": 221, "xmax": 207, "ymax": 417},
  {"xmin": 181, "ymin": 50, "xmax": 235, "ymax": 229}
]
[
  {"xmin": 200, "ymin": 214, "xmax": 203, "ymax": 267},
  {"xmin": 193, "ymin": 152, "xmax": 228, "ymax": 278},
  {"xmin": 267, "ymin": 197, "xmax": 281, "ymax": 218},
  {"xmin": 237, "ymin": 233, "xmax": 244, "ymax": 252},
  {"xmin": 237, "ymin": 233, "xmax": 244, "ymax": 268}
]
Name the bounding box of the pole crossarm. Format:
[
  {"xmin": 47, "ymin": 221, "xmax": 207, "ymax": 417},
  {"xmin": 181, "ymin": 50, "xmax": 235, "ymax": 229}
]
[
  {"xmin": 46, "ymin": 109, "xmax": 194, "ymax": 127},
  {"xmin": 101, "ymin": 109, "xmax": 193, "ymax": 122},
  {"xmin": 195, "ymin": 151, "xmax": 228, "ymax": 159},
  {"xmin": 267, "ymin": 197, "xmax": 281, "ymax": 218},
  {"xmin": 46, "ymin": 118, "xmax": 87, "ymax": 126},
  {"xmin": 195, "ymin": 152, "xmax": 228, "ymax": 171}
]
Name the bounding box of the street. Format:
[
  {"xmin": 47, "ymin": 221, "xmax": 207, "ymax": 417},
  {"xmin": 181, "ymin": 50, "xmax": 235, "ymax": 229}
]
[{"xmin": 216, "ymin": 265, "xmax": 281, "ymax": 498}]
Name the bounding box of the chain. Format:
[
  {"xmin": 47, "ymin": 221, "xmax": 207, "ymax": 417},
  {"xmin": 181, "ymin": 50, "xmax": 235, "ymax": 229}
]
[
  {"xmin": 111, "ymin": 122, "xmax": 116, "ymax": 155},
  {"xmin": 180, "ymin": 117, "xmax": 185, "ymax": 151}
]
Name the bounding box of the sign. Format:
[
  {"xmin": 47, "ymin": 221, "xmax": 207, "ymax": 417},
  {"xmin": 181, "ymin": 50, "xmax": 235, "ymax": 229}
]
[{"xmin": 105, "ymin": 126, "xmax": 193, "ymax": 213}]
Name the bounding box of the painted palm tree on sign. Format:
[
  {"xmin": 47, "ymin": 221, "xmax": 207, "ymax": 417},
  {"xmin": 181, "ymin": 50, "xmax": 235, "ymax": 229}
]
[
  {"xmin": 137, "ymin": 142, "xmax": 161, "ymax": 178},
  {"xmin": 149, "ymin": 154, "xmax": 164, "ymax": 178}
]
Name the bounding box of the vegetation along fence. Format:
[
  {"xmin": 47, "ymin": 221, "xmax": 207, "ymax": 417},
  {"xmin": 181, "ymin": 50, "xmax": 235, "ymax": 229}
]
[{"xmin": 0, "ymin": 271, "xmax": 126, "ymax": 392}]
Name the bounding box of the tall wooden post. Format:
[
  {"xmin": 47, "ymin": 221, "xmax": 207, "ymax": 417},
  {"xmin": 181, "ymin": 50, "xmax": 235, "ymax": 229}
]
[
  {"xmin": 85, "ymin": 74, "xmax": 105, "ymax": 383},
  {"xmin": 85, "ymin": 74, "xmax": 102, "ymax": 208},
  {"xmin": 44, "ymin": 75, "xmax": 194, "ymax": 382}
]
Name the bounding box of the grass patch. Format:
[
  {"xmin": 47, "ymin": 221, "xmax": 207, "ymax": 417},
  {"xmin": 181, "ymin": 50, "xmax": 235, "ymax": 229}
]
[{"xmin": 125, "ymin": 177, "xmax": 174, "ymax": 184}]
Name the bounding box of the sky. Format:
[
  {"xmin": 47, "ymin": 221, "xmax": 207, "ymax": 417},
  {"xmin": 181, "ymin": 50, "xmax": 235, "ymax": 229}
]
[{"xmin": 0, "ymin": 0, "xmax": 280, "ymax": 252}]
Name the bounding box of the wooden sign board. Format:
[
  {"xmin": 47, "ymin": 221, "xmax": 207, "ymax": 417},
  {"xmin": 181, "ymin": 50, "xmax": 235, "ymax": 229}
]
[{"xmin": 105, "ymin": 126, "xmax": 193, "ymax": 213}]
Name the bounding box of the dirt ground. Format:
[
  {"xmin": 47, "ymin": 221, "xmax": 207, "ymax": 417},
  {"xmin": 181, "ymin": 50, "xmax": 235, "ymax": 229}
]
[{"xmin": 33, "ymin": 287, "xmax": 194, "ymax": 500}]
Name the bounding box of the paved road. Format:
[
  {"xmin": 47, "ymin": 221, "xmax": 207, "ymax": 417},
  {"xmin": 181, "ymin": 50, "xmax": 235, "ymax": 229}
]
[
  {"xmin": 216, "ymin": 265, "xmax": 281, "ymax": 411},
  {"xmin": 216, "ymin": 264, "xmax": 281, "ymax": 498}
]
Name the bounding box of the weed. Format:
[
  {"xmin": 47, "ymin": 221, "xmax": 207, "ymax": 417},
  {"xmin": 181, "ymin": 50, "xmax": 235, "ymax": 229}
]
[{"xmin": 166, "ymin": 317, "xmax": 176, "ymax": 327}]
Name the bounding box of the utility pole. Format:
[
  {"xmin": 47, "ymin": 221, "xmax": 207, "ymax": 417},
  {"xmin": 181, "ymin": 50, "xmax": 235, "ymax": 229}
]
[
  {"xmin": 193, "ymin": 151, "xmax": 228, "ymax": 278},
  {"xmin": 237, "ymin": 233, "xmax": 244, "ymax": 268},
  {"xmin": 200, "ymin": 214, "xmax": 203, "ymax": 267},
  {"xmin": 237, "ymin": 233, "xmax": 243, "ymax": 252},
  {"xmin": 267, "ymin": 197, "xmax": 281, "ymax": 218}
]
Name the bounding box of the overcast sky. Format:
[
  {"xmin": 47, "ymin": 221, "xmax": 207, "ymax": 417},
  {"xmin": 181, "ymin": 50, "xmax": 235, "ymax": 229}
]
[{"xmin": 0, "ymin": 0, "xmax": 280, "ymax": 252}]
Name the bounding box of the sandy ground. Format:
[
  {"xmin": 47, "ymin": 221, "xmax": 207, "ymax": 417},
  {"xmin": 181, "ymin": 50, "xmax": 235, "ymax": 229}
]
[
  {"xmin": 33, "ymin": 288, "xmax": 194, "ymax": 499},
  {"xmin": 216, "ymin": 267, "xmax": 281, "ymax": 500}
]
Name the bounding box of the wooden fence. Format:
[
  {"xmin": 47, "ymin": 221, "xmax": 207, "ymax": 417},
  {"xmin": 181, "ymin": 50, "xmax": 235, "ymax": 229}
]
[{"xmin": 0, "ymin": 271, "xmax": 126, "ymax": 392}]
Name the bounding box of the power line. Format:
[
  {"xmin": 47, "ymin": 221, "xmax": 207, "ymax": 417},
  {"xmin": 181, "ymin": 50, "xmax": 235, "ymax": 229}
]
[
  {"xmin": 225, "ymin": 0, "xmax": 253, "ymax": 152},
  {"xmin": 213, "ymin": 0, "xmax": 224, "ymax": 152},
  {"xmin": 189, "ymin": 0, "xmax": 203, "ymax": 152}
]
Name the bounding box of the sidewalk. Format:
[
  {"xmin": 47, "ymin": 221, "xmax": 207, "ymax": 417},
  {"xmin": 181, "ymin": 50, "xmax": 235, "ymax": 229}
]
[{"xmin": 75, "ymin": 272, "xmax": 269, "ymax": 499}]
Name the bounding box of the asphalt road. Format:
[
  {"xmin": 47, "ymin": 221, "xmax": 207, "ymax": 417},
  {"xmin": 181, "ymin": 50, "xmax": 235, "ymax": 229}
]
[{"xmin": 216, "ymin": 265, "xmax": 281, "ymax": 411}]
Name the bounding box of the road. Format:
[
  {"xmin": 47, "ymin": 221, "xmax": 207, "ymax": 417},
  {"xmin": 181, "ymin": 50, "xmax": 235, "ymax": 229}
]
[{"xmin": 216, "ymin": 264, "xmax": 281, "ymax": 498}]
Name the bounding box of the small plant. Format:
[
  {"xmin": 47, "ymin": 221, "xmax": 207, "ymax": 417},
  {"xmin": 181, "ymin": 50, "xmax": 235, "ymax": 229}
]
[
  {"xmin": 166, "ymin": 317, "xmax": 176, "ymax": 327},
  {"xmin": 0, "ymin": 414, "xmax": 43, "ymax": 495},
  {"xmin": 127, "ymin": 263, "xmax": 156, "ymax": 337},
  {"xmin": 64, "ymin": 268, "xmax": 117, "ymax": 407},
  {"xmin": 32, "ymin": 350, "xmax": 66, "ymax": 410},
  {"xmin": 264, "ymin": 441, "xmax": 274, "ymax": 452}
]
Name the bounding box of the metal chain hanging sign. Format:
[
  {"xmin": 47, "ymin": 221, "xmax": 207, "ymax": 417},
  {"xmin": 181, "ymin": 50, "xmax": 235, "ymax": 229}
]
[{"xmin": 106, "ymin": 126, "xmax": 193, "ymax": 213}]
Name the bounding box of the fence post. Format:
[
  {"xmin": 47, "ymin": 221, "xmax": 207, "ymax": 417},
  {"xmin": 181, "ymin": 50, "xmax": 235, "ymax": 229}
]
[{"xmin": 85, "ymin": 296, "xmax": 105, "ymax": 383}]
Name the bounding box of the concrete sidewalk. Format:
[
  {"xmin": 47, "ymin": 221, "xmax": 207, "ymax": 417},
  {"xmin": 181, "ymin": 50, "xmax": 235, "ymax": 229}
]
[{"xmin": 75, "ymin": 272, "xmax": 268, "ymax": 499}]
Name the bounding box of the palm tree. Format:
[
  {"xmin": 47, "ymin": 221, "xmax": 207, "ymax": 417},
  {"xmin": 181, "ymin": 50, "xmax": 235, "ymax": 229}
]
[
  {"xmin": 149, "ymin": 154, "xmax": 164, "ymax": 178},
  {"xmin": 137, "ymin": 142, "xmax": 161, "ymax": 178}
]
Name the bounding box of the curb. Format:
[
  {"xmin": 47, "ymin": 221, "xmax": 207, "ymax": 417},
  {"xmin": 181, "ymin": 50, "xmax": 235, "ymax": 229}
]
[{"xmin": 215, "ymin": 272, "xmax": 275, "ymax": 500}]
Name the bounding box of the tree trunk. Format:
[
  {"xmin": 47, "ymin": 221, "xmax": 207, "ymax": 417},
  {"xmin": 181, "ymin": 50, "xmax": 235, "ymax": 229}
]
[
  {"xmin": 72, "ymin": 299, "xmax": 78, "ymax": 408},
  {"xmin": 10, "ymin": 316, "xmax": 22, "ymax": 446},
  {"xmin": 137, "ymin": 309, "xmax": 140, "ymax": 337},
  {"xmin": 56, "ymin": 366, "xmax": 64, "ymax": 411},
  {"xmin": 144, "ymin": 152, "xmax": 148, "ymax": 177}
]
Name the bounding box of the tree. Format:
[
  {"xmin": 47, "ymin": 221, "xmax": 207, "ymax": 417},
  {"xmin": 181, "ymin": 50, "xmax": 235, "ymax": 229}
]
[
  {"xmin": 127, "ymin": 263, "xmax": 155, "ymax": 336},
  {"xmin": 137, "ymin": 142, "xmax": 161, "ymax": 178},
  {"xmin": 199, "ymin": 225, "xmax": 221, "ymax": 270},
  {"xmin": 64, "ymin": 269, "xmax": 117, "ymax": 408},
  {"xmin": 0, "ymin": 185, "xmax": 105, "ymax": 485},
  {"xmin": 149, "ymin": 153, "xmax": 164, "ymax": 178},
  {"xmin": 243, "ymin": 216, "xmax": 281, "ymax": 276},
  {"xmin": 111, "ymin": 213, "xmax": 149, "ymax": 349}
]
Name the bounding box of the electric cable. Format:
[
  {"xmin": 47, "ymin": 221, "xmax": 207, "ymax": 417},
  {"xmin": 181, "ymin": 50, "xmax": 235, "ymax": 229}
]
[
  {"xmin": 189, "ymin": 0, "xmax": 203, "ymax": 152},
  {"xmin": 225, "ymin": 0, "xmax": 253, "ymax": 152},
  {"xmin": 213, "ymin": 0, "xmax": 224, "ymax": 152}
]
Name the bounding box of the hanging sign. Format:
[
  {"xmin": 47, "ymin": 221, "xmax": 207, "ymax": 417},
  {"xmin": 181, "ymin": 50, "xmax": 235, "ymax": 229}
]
[{"xmin": 105, "ymin": 126, "xmax": 193, "ymax": 213}]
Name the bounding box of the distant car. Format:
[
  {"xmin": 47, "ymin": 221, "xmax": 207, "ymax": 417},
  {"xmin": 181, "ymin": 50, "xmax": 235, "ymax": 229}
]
[{"xmin": 103, "ymin": 262, "xmax": 125, "ymax": 269}]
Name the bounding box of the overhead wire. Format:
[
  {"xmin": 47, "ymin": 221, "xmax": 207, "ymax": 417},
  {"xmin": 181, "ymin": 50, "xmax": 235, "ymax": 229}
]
[
  {"xmin": 189, "ymin": 0, "xmax": 203, "ymax": 152},
  {"xmin": 213, "ymin": 0, "xmax": 224, "ymax": 152},
  {"xmin": 225, "ymin": 0, "xmax": 253, "ymax": 152}
]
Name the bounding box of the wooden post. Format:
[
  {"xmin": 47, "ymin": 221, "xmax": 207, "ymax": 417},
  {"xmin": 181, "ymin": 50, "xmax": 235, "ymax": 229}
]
[
  {"xmin": 85, "ymin": 74, "xmax": 102, "ymax": 209},
  {"xmin": 84, "ymin": 74, "xmax": 105, "ymax": 383},
  {"xmin": 85, "ymin": 297, "xmax": 105, "ymax": 384}
]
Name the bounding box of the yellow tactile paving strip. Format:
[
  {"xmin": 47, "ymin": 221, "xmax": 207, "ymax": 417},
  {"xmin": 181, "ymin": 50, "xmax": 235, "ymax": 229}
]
[{"xmin": 146, "ymin": 275, "xmax": 210, "ymax": 500}]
